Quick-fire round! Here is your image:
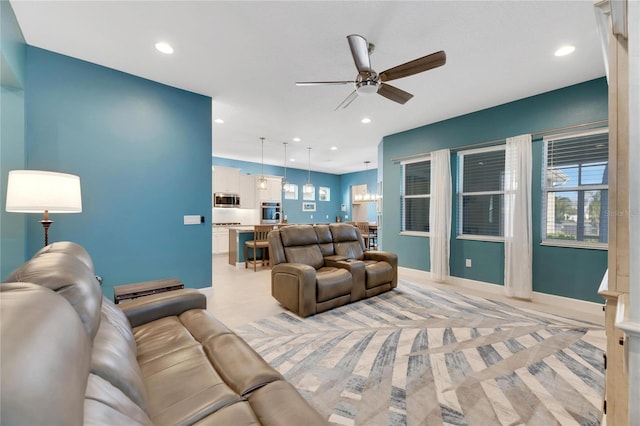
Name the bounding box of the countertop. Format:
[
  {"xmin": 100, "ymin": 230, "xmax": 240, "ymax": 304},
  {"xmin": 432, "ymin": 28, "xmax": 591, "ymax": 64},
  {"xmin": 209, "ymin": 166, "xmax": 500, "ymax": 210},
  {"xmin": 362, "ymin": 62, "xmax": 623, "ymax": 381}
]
[{"xmin": 228, "ymin": 226, "xmax": 256, "ymax": 232}]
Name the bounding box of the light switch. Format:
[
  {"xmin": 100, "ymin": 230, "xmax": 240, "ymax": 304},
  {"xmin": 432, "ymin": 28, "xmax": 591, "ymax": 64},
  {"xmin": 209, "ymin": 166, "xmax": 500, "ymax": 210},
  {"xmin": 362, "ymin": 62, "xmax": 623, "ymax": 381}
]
[{"xmin": 184, "ymin": 215, "xmax": 202, "ymax": 225}]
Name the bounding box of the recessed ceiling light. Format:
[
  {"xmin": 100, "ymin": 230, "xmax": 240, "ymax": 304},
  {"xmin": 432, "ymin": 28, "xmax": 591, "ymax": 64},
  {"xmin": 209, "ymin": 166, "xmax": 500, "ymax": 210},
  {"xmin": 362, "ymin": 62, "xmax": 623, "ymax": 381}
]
[
  {"xmin": 293, "ymin": 137, "xmax": 301, "ymax": 142},
  {"xmin": 361, "ymin": 118, "xmax": 371, "ymax": 124},
  {"xmin": 155, "ymin": 42, "xmax": 174, "ymax": 55},
  {"xmin": 290, "ymin": 158, "xmax": 296, "ymax": 162},
  {"xmin": 554, "ymin": 45, "xmax": 575, "ymax": 57},
  {"xmin": 214, "ymin": 118, "xmax": 224, "ymax": 124},
  {"xmin": 330, "ymin": 146, "xmax": 338, "ymax": 151}
]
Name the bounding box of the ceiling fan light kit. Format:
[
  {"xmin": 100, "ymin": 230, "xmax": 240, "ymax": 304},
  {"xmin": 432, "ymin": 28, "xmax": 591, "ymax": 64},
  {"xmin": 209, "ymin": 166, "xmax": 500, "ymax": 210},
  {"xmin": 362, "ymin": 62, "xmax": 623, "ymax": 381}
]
[{"xmin": 296, "ymin": 34, "xmax": 446, "ymax": 110}]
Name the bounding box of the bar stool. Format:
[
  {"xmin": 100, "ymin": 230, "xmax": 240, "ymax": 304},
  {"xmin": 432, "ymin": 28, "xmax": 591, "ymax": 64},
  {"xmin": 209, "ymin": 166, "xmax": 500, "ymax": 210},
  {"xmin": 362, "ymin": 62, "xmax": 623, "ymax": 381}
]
[
  {"xmin": 356, "ymin": 222, "xmax": 371, "ymax": 250},
  {"xmin": 245, "ymin": 225, "xmax": 273, "ymax": 271}
]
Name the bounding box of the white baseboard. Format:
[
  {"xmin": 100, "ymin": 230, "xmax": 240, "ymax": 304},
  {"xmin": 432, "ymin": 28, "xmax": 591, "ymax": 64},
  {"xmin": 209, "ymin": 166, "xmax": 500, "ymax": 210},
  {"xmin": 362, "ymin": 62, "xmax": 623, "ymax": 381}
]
[
  {"xmin": 398, "ymin": 266, "xmax": 604, "ymax": 317},
  {"xmin": 198, "ymin": 287, "xmax": 214, "ymax": 297}
]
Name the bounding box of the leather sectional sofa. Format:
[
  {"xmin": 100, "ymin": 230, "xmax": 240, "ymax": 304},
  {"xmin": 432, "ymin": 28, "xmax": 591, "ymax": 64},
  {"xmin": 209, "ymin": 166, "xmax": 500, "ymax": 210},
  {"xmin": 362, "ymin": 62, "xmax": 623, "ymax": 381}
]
[
  {"xmin": 268, "ymin": 223, "xmax": 398, "ymax": 317},
  {"xmin": 0, "ymin": 242, "xmax": 327, "ymax": 425}
]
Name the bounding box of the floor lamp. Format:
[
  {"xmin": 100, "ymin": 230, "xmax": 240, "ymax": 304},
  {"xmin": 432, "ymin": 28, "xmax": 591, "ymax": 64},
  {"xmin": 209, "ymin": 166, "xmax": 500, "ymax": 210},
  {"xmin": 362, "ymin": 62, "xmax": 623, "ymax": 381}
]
[{"xmin": 5, "ymin": 170, "xmax": 82, "ymax": 246}]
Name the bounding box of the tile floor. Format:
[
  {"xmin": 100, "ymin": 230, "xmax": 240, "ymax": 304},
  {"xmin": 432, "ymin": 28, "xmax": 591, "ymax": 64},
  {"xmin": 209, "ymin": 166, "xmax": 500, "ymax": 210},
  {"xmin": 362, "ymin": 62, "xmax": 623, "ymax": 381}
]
[{"xmin": 207, "ymin": 254, "xmax": 604, "ymax": 329}]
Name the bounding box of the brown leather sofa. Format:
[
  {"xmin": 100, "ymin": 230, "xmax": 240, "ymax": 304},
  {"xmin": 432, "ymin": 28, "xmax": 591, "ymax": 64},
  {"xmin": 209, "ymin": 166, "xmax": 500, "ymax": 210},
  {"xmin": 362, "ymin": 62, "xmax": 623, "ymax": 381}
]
[
  {"xmin": 0, "ymin": 242, "xmax": 327, "ymax": 425},
  {"xmin": 268, "ymin": 223, "xmax": 397, "ymax": 317}
]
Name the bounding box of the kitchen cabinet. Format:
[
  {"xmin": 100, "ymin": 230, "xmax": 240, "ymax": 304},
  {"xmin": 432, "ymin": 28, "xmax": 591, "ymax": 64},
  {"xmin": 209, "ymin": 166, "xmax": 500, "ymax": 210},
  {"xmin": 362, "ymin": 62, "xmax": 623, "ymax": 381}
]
[
  {"xmin": 239, "ymin": 174, "xmax": 255, "ymax": 209},
  {"xmin": 212, "ymin": 227, "xmax": 230, "ymax": 254},
  {"xmin": 256, "ymin": 176, "xmax": 282, "ymax": 203},
  {"xmin": 212, "ymin": 166, "xmax": 240, "ymax": 194}
]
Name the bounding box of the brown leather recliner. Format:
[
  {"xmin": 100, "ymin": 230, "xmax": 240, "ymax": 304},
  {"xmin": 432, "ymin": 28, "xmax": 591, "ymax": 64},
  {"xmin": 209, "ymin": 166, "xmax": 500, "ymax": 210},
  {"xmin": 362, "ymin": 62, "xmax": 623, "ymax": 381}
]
[
  {"xmin": 329, "ymin": 223, "xmax": 398, "ymax": 298},
  {"xmin": 268, "ymin": 224, "xmax": 397, "ymax": 317},
  {"xmin": 1, "ymin": 242, "xmax": 327, "ymax": 425}
]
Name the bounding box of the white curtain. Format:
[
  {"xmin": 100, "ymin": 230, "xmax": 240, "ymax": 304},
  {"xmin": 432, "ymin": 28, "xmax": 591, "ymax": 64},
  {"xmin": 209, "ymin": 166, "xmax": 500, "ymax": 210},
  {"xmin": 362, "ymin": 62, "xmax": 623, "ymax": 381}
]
[
  {"xmin": 504, "ymin": 134, "xmax": 532, "ymax": 299},
  {"xmin": 429, "ymin": 149, "xmax": 452, "ymax": 282}
]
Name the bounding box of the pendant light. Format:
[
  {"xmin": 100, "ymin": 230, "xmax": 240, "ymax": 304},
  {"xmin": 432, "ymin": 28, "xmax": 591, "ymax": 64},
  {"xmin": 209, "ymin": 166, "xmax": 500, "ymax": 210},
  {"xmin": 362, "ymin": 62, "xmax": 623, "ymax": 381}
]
[
  {"xmin": 303, "ymin": 147, "xmax": 314, "ymax": 195},
  {"xmin": 282, "ymin": 142, "xmax": 294, "ymax": 193},
  {"xmin": 355, "ymin": 161, "xmax": 377, "ymax": 202},
  {"xmin": 257, "ymin": 137, "xmax": 268, "ymax": 190},
  {"xmin": 364, "ymin": 161, "xmax": 372, "ymax": 201}
]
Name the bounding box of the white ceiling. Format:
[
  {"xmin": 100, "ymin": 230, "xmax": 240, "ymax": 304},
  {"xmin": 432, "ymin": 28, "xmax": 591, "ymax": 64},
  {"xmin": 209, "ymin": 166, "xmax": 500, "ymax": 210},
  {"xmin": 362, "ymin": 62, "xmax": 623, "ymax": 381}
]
[{"xmin": 11, "ymin": 1, "xmax": 605, "ymax": 174}]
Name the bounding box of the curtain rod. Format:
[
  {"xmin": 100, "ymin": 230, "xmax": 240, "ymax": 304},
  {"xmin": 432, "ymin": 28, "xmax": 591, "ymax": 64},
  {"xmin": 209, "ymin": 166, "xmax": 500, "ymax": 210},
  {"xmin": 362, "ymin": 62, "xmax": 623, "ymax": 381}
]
[{"xmin": 390, "ymin": 119, "xmax": 608, "ymax": 163}]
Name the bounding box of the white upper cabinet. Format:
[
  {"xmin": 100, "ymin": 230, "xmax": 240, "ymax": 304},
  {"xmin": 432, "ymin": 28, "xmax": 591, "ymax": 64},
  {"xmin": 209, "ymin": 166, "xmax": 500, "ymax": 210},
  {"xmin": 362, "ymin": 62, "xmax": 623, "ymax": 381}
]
[
  {"xmin": 256, "ymin": 176, "xmax": 282, "ymax": 203},
  {"xmin": 212, "ymin": 166, "xmax": 240, "ymax": 194},
  {"xmin": 239, "ymin": 174, "xmax": 256, "ymax": 208}
]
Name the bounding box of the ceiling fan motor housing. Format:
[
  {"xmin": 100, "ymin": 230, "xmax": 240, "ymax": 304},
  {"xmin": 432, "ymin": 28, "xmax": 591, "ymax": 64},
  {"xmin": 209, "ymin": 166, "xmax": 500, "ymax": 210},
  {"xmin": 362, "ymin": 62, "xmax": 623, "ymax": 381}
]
[{"xmin": 355, "ymin": 79, "xmax": 380, "ymax": 95}]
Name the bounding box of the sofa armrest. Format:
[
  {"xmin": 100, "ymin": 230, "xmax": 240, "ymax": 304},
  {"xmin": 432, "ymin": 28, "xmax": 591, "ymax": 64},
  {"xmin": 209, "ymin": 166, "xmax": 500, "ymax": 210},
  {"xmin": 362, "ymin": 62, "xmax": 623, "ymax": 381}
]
[
  {"xmin": 271, "ymin": 263, "xmax": 317, "ymax": 317},
  {"xmin": 119, "ymin": 288, "xmax": 206, "ymax": 327}
]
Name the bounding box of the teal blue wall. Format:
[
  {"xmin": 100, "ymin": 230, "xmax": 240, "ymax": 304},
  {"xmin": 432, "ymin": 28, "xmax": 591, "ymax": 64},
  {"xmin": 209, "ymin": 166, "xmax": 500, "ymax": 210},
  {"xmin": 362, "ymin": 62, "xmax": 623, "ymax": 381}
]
[
  {"xmin": 25, "ymin": 47, "xmax": 212, "ymax": 298},
  {"xmin": 0, "ymin": 2, "xmax": 27, "ymax": 278},
  {"xmin": 212, "ymin": 157, "xmax": 342, "ymax": 223},
  {"xmin": 381, "ymin": 78, "xmax": 608, "ymax": 302}
]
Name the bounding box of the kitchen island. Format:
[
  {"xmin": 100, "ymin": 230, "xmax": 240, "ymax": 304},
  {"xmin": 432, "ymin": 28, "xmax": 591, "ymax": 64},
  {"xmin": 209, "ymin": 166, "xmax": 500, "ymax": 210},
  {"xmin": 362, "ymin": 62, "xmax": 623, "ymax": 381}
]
[{"xmin": 228, "ymin": 226, "xmax": 257, "ymax": 266}]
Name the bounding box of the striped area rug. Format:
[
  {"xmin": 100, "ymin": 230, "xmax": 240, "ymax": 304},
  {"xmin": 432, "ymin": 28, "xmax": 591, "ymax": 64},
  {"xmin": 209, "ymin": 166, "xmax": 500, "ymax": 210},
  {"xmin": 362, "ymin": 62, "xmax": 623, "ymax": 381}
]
[{"xmin": 235, "ymin": 281, "xmax": 605, "ymax": 426}]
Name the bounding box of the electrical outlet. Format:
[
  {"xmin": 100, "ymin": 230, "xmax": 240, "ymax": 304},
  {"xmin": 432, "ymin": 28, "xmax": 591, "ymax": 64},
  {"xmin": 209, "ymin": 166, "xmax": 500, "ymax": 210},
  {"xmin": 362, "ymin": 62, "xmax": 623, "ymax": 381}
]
[
  {"xmin": 310, "ymin": 214, "xmax": 313, "ymax": 219},
  {"xmin": 465, "ymin": 259, "xmax": 472, "ymax": 268},
  {"xmin": 326, "ymin": 215, "xmax": 329, "ymax": 219}
]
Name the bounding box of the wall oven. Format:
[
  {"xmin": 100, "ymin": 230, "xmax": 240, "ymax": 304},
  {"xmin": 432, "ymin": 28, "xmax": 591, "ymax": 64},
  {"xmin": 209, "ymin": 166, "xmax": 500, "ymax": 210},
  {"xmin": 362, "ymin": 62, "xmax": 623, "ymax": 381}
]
[
  {"xmin": 214, "ymin": 193, "xmax": 240, "ymax": 208},
  {"xmin": 260, "ymin": 201, "xmax": 281, "ymax": 224}
]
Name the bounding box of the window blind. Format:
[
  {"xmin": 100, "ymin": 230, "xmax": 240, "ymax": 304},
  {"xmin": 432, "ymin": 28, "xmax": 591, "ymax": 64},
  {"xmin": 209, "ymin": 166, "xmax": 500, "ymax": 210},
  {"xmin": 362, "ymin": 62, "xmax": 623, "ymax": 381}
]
[
  {"xmin": 458, "ymin": 147, "xmax": 505, "ymax": 237},
  {"xmin": 401, "ymin": 159, "xmax": 430, "ymax": 233}
]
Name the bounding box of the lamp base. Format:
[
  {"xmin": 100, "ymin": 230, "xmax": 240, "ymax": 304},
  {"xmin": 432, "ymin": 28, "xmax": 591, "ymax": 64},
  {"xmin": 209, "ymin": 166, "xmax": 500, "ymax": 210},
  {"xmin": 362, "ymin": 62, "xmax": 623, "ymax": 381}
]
[{"xmin": 39, "ymin": 219, "xmax": 53, "ymax": 246}]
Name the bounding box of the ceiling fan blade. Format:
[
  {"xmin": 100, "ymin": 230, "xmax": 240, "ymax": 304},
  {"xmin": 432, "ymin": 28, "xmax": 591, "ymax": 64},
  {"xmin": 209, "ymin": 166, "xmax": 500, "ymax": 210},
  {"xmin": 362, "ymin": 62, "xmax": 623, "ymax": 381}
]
[
  {"xmin": 296, "ymin": 81, "xmax": 354, "ymax": 86},
  {"xmin": 377, "ymin": 83, "xmax": 414, "ymax": 104},
  {"xmin": 335, "ymin": 90, "xmax": 358, "ymax": 110},
  {"xmin": 347, "ymin": 34, "xmax": 372, "ymax": 73},
  {"xmin": 379, "ymin": 50, "xmax": 446, "ymax": 82}
]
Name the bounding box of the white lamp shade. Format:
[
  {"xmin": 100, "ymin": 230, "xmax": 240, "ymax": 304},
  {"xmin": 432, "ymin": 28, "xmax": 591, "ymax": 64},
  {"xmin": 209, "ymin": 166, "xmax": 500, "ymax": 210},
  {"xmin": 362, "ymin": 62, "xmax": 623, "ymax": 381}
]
[{"xmin": 6, "ymin": 170, "xmax": 82, "ymax": 213}]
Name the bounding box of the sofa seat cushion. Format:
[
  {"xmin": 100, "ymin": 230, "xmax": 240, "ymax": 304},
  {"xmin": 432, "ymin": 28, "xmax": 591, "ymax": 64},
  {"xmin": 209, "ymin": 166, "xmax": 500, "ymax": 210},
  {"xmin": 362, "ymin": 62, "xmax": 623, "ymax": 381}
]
[
  {"xmin": 364, "ymin": 260, "xmax": 394, "ymax": 289},
  {"xmin": 139, "ymin": 342, "xmax": 242, "ymax": 425},
  {"xmin": 247, "ymin": 380, "xmax": 327, "ymax": 426},
  {"xmin": 193, "ymin": 401, "xmax": 260, "ymax": 425},
  {"xmin": 316, "ymin": 267, "xmax": 352, "ymax": 303},
  {"xmin": 133, "ymin": 316, "xmax": 200, "ymax": 364},
  {"xmin": 134, "ymin": 316, "xmax": 245, "ymax": 425}
]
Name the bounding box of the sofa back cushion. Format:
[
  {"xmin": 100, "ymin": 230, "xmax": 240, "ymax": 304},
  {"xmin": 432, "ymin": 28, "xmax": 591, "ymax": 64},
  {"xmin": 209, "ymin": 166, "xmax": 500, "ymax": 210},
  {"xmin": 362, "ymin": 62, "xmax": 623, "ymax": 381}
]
[
  {"xmin": 279, "ymin": 225, "xmax": 324, "ymax": 269},
  {"xmin": 91, "ymin": 309, "xmax": 148, "ymax": 411},
  {"xmin": 33, "ymin": 241, "xmax": 95, "ymax": 272},
  {"xmin": 314, "ymin": 225, "xmax": 335, "ymax": 256},
  {"xmin": 330, "ymin": 224, "xmax": 365, "ymax": 260},
  {"xmin": 3, "ymin": 250, "xmax": 103, "ymax": 339},
  {"xmin": 0, "ymin": 282, "xmax": 91, "ymax": 425}
]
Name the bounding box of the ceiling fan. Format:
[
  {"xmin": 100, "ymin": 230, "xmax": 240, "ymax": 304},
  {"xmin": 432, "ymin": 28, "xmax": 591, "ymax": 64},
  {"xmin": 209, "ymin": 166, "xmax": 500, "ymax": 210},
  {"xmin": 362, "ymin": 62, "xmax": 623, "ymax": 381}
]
[{"xmin": 296, "ymin": 34, "xmax": 446, "ymax": 109}]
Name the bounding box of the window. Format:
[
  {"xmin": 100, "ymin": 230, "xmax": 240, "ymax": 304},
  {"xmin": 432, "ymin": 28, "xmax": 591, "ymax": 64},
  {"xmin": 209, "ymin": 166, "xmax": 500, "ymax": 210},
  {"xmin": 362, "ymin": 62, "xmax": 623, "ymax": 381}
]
[
  {"xmin": 543, "ymin": 129, "xmax": 608, "ymax": 246},
  {"xmin": 401, "ymin": 157, "xmax": 430, "ymax": 234},
  {"xmin": 457, "ymin": 146, "xmax": 506, "ymax": 238},
  {"xmin": 284, "ymin": 184, "xmax": 298, "ymax": 200}
]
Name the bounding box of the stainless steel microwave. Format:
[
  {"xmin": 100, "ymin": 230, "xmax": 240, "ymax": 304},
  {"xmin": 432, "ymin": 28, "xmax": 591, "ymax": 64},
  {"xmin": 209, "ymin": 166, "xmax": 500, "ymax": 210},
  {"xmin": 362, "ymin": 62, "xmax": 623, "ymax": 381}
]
[{"xmin": 214, "ymin": 193, "xmax": 240, "ymax": 208}]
